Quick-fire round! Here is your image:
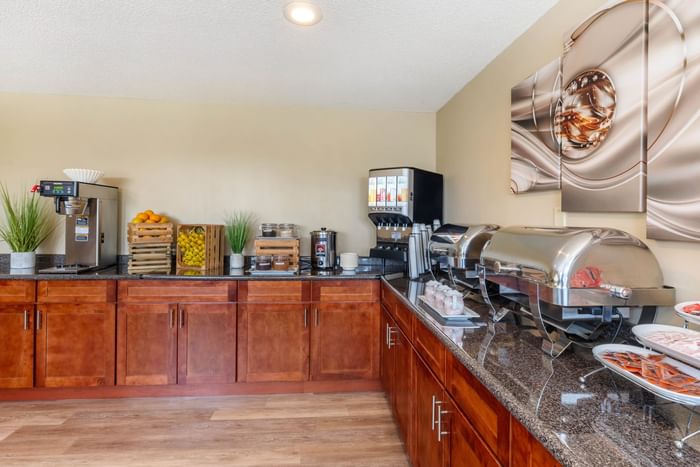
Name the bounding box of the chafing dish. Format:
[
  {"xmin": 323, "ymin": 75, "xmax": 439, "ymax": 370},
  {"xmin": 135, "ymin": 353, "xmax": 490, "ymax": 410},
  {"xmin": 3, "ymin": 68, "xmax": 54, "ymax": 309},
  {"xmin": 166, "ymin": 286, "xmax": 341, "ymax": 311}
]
[
  {"xmin": 478, "ymin": 226, "xmax": 675, "ymax": 356},
  {"xmin": 429, "ymin": 223, "xmax": 498, "ymax": 277}
]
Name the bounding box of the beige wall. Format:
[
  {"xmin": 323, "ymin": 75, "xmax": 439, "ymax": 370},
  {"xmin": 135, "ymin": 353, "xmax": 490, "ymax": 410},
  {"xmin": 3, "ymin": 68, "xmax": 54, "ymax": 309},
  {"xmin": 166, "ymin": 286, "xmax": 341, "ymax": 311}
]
[
  {"xmin": 437, "ymin": 0, "xmax": 698, "ymax": 325},
  {"xmin": 0, "ymin": 93, "xmax": 435, "ymax": 256}
]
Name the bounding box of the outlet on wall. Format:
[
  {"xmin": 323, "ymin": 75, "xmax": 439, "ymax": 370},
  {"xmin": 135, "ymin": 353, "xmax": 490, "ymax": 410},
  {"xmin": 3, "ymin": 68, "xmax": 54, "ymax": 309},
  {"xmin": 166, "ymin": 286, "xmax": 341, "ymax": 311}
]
[{"xmin": 553, "ymin": 207, "xmax": 567, "ymax": 227}]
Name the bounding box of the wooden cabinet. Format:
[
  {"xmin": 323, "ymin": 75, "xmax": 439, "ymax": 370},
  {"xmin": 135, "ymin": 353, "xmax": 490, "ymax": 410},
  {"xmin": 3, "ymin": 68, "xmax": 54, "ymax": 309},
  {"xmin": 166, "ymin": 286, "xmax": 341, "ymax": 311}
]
[
  {"xmin": 0, "ymin": 304, "xmax": 34, "ymax": 388},
  {"xmin": 117, "ymin": 302, "xmax": 236, "ymax": 385},
  {"xmin": 0, "ymin": 280, "xmax": 35, "ymax": 303},
  {"xmin": 178, "ymin": 303, "xmax": 236, "ymax": 384},
  {"xmin": 380, "ymin": 308, "xmax": 394, "ymax": 393},
  {"xmin": 237, "ymin": 303, "xmax": 309, "ymax": 382},
  {"xmin": 38, "ymin": 280, "xmax": 116, "ymax": 303},
  {"xmin": 414, "ymin": 354, "xmax": 446, "ymax": 467},
  {"xmin": 117, "ymin": 303, "xmax": 177, "ymax": 385},
  {"xmin": 445, "ymin": 352, "xmax": 510, "ymax": 465},
  {"xmin": 310, "ymin": 302, "xmax": 379, "ymax": 380},
  {"xmin": 35, "ymin": 303, "xmax": 116, "ymax": 387},
  {"xmin": 239, "ymin": 280, "xmax": 309, "ymax": 303},
  {"xmin": 446, "ymin": 397, "xmax": 500, "ymax": 467},
  {"xmin": 510, "ymin": 416, "xmax": 561, "ymax": 467},
  {"xmin": 118, "ymin": 280, "xmax": 235, "ymax": 303}
]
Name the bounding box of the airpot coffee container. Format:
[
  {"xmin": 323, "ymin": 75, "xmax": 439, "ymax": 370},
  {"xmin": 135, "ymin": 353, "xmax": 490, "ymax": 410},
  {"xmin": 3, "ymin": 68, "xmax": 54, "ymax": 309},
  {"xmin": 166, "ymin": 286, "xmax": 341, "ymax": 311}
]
[{"xmin": 310, "ymin": 228, "xmax": 337, "ymax": 270}]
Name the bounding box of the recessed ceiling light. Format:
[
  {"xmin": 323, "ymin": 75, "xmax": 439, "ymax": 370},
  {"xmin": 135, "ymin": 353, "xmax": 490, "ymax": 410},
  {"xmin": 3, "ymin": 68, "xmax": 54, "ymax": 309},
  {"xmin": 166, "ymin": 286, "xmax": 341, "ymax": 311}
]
[{"xmin": 284, "ymin": 2, "xmax": 323, "ymax": 27}]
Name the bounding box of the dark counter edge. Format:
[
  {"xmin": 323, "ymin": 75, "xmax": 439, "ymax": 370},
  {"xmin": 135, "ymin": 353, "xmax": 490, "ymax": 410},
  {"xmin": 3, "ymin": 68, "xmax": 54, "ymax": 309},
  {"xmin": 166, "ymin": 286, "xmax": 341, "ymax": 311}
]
[
  {"xmin": 380, "ymin": 276, "xmax": 582, "ymax": 467},
  {"xmin": 0, "ymin": 268, "xmax": 384, "ymax": 281}
]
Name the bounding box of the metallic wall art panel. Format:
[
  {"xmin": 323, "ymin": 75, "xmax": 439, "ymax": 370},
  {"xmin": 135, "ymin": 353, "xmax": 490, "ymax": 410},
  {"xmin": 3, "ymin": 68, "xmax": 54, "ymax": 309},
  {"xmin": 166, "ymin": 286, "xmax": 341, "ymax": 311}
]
[
  {"xmin": 559, "ymin": 1, "xmax": 648, "ymax": 212},
  {"xmin": 647, "ymin": 0, "xmax": 700, "ymax": 241},
  {"xmin": 510, "ymin": 59, "xmax": 562, "ymax": 194}
]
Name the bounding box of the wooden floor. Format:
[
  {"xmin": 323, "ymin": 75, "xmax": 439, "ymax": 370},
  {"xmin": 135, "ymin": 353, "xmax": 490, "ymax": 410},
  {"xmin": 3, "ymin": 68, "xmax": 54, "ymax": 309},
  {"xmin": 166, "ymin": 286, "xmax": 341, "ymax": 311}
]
[{"xmin": 0, "ymin": 392, "xmax": 409, "ymax": 466}]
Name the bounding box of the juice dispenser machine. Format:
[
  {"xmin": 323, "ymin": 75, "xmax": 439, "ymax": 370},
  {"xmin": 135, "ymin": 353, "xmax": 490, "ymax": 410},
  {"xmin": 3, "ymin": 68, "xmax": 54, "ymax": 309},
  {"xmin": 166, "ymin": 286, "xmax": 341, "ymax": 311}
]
[{"xmin": 368, "ymin": 167, "xmax": 443, "ymax": 262}]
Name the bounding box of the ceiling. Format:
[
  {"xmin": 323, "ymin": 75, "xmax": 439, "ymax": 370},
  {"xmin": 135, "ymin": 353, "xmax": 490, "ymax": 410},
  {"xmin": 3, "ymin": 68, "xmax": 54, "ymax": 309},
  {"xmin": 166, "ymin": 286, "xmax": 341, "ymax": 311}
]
[{"xmin": 0, "ymin": 0, "xmax": 558, "ymax": 112}]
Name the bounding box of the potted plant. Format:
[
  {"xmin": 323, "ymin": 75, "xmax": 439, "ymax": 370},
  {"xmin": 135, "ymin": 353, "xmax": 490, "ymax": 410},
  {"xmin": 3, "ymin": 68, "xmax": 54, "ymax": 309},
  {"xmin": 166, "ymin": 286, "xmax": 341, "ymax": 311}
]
[
  {"xmin": 225, "ymin": 212, "xmax": 254, "ymax": 270},
  {"xmin": 0, "ymin": 184, "xmax": 57, "ymax": 269}
]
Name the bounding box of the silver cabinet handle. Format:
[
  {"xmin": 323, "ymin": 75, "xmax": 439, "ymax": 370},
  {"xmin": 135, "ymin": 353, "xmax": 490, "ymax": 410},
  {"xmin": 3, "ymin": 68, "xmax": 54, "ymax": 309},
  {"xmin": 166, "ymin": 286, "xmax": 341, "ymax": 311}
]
[
  {"xmin": 431, "ymin": 395, "xmax": 437, "ymax": 431},
  {"xmin": 169, "ymin": 308, "xmax": 175, "ymax": 328},
  {"xmin": 179, "ymin": 308, "xmax": 185, "ymax": 328},
  {"xmin": 315, "ymin": 308, "xmax": 319, "ymax": 326},
  {"xmin": 387, "ymin": 326, "xmax": 397, "ymax": 349},
  {"xmin": 436, "ymin": 400, "xmax": 449, "ymax": 442},
  {"xmin": 304, "ymin": 308, "xmax": 308, "ymax": 328},
  {"xmin": 385, "ymin": 323, "xmax": 389, "ymax": 348},
  {"xmin": 23, "ymin": 310, "xmax": 29, "ymax": 330},
  {"xmin": 36, "ymin": 310, "xmax": 42, "ymax": 330}
]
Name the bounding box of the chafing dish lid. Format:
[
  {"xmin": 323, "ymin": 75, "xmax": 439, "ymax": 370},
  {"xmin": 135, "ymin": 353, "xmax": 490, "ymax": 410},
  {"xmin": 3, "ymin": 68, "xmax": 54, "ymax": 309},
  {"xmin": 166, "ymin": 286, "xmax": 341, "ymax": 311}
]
[{"xmin": 480, "ymin": 226, "xmax": 664, "ymax": 289}]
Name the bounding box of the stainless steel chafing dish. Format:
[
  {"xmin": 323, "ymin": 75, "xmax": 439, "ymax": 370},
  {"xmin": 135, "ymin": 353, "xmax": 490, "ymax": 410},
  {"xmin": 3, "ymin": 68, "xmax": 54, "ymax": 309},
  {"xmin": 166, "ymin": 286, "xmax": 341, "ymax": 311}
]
[
  {"xmin": 478, "ymin": 226, "xmax": 675, "ymax": 356},
  {"xmin": 429, "ymin": 224, "xmax": 499, "ymax": 271}
]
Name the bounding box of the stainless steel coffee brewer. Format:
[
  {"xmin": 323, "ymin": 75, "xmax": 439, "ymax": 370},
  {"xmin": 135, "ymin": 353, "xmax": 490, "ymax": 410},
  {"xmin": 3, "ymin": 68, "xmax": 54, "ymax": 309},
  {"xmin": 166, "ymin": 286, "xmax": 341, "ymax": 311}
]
[{"xmin": 38, "ymin": 181, "xmax": 118, "ymax": 273}]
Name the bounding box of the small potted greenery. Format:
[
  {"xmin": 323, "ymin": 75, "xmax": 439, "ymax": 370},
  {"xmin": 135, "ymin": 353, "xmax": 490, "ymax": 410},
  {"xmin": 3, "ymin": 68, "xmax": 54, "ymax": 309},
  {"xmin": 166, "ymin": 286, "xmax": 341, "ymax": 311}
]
[
  {"xmin": 0, "ymin": 184, "xmax": 57, "ymax": 269},
  {"xmin": 225, "ymin": 212, "xmax": 254, "ymax": 270}
]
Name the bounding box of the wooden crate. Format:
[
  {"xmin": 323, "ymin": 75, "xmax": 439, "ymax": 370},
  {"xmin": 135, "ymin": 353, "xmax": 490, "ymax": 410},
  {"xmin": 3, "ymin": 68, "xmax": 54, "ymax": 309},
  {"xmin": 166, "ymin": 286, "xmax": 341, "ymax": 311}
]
[
  {"xmin": 176, "ymin": 224, "xmax": 224, "ymax": 274},
  {"xmin": 127, "ymin": 243, "xmax": 172, "ymax": 274},
  {"xmin": 254, "ymin": 238, "xmax": 300, "ymax": 267},
  {"xmin": 128, "ymin": 223, "xmax": 174, "ymax": 244}
]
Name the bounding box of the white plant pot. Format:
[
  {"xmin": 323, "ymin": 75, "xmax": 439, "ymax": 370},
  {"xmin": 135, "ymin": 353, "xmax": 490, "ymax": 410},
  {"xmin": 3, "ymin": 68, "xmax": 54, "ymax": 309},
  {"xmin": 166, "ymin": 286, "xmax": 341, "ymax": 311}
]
[
  {"xmin": 10, "ymin": 251, "xmax": 36, "ymax": 269},
  {"xmin": 230, "ymin": 253, "xmax": 245, "ymax": 270}
]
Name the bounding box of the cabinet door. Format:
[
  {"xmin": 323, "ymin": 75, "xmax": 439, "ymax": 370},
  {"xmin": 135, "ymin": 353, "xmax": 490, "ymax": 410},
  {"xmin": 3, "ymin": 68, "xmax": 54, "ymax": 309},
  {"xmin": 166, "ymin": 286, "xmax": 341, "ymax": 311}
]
[
  {"xmin": 310, "ymin": 302, "xmax": 379, "ymax": 380},
  {"xmin": 178, "ymin": 303, "xmax": 236, "ymax": 384},
  {"xmin": 447, "ymin": 398, "xmax": 500, "ymax": 467},
  {"xmin": 393, "ymin": 326, "xmax": 414, "ymax": 458},
  {"xmin": 36, "ymin": 303, "xmax": 116, "ymax": 387},
  {"xmin": 510, "ymin": 416, "xmax": 561, "ymax": 467},
  {"xmin": 237, "ymin": 304, "xmax": 309, "ymax": 382},
  {"xmin": 414, "ymin": 354, "xmax": 445, "ymax": 467},
  {"xmin": 117, "ymin": 303, "xmax": 177, "ymax": 385},
  {"xmin": 380, "ymin": 308, "xmax": 394, "ymax": 393},
  {"xmin": 0, "ymin": 305, "xmax": 34, "ymax": 388}
]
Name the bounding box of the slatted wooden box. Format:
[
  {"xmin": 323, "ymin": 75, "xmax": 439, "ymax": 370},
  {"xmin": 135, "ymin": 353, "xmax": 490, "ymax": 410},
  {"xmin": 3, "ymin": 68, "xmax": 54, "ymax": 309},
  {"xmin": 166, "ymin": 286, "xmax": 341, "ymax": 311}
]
[
  {"xmin": 127, "ymin": 223, "xmax": 174, "ymax": 244},
  {"xmin": 176, "ymin": 224, "xmax": 224, "ymax": 274},
  {"xmin": 128, "ymin": 243, "xmax": 172, "ymax": 274},
  {"xmin": 127, "ymin": 223, "xmax": 174, "ymax": 274},
  {"xmin": 254, "ymin": 238, "xmax": 301, "ymax": 267}
]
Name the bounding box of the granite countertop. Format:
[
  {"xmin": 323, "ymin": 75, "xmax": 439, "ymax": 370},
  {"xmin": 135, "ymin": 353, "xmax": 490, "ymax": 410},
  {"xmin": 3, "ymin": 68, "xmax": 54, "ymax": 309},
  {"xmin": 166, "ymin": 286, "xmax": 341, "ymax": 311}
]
[
  {"xmin": 384, "ymin": 276, "xmax": 700, "ymax": 467},
  {"xmin": 0, "ymin": 265, "xmax": 384, "ymax": 281}
]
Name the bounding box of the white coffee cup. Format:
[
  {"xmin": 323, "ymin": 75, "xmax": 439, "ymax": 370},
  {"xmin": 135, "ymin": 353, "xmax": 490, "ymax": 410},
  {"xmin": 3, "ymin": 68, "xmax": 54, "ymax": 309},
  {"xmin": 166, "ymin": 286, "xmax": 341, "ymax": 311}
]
[{"xmin": 340, "ymin": 252, "xmax": 359, "ymax": 270}]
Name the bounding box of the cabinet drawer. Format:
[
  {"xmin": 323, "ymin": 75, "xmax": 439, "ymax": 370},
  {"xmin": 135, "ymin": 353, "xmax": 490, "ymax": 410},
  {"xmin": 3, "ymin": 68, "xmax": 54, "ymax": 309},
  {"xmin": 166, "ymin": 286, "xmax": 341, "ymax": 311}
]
[
  {"xmin": 380, "ymin": 282, "xmax": 399, "ymax": 318},
  {"xmin": 511, "ymin": 415, "xmax": 561, "ymax": 467},
  {"xmin": 312, "ymin": 280, "xmax": 379, "ymax": 302},
  {"xmin": 413, "ymin": 318, "xmax": 445, "ymax": 384},
  {"xmin": 38, "ymin": 280, "xmax": 116, "ymax": 303},
  {"xmin": 0, "ymin": 280, "xmax": 35, "ymax": 303},
  {"xmin": 239, "ymin": 281, "xmax": 309, "ymax": 303},
  {"xmin": 446, "ymin": 352, "xmax": 510, "ymax": 465},
  {"xmin": 393, "ymin": 301, "xmax": 414, "ymax": 341},
  {"xmin": 118, "ymin": 280, "xmax": 234, "ymax": 303}
]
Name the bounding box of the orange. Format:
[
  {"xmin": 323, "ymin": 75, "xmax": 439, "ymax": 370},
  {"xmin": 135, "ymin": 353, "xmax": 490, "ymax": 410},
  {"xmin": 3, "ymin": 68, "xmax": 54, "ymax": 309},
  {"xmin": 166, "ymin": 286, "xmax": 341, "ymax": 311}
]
[
  {"xmin": 145, "ymin": 219, "xmax": 156, "ymax": 224},
  {"xmin": 144, "ymin": 209, "xmax": 154, "ymax": 215},
  {"xmin": 149, "ymin": 214, "xmax": 161, "ymax": 222},
  {"xmin": 159, "ymin": 216, "xmax": 169, "ymax": 224}
]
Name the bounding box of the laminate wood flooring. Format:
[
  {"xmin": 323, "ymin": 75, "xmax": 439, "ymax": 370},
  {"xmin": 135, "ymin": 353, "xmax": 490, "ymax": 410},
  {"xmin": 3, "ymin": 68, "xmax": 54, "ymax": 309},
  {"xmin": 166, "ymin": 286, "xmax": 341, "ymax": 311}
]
[{"xmin": 0, "ymin": 392, "xmax": 408, "ymax": 466}]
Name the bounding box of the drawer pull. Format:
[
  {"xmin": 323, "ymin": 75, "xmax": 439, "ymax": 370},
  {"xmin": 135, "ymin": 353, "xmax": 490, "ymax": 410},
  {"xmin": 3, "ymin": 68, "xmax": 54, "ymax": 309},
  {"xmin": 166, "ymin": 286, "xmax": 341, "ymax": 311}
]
[
  {"xmin": 23, "ymin": 310, "xmax": 29, "ymax": 330},
  {"xmin": 304, "ymin": 308, "xmax": 308, "ymax": 328},
  {"xmin": 36, "ymin": 310, "xmax": 42, "ymax": 330}
]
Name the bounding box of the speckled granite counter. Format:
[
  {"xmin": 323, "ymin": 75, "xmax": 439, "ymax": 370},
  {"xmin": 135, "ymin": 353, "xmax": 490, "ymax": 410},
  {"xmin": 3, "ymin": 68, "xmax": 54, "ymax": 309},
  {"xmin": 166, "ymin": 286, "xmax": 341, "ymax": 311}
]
[
  {"xmin": 0, "ymin": 265, "xmax": 383, "ymax": 281},
  {"xmin": 384, "ymin": 276, "xmax": 700, "ymax": 467},
  {"xmin": 0, "ymin": 254, "xmax": 390, "ymax": 280}
]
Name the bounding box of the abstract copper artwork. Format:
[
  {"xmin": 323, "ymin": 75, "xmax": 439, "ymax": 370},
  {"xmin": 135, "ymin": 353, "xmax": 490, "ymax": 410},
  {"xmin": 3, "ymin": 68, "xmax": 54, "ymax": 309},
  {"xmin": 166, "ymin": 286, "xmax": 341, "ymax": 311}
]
[{"xmin": 510, "ymin": 58, "xmax": 561, "ymax": 194}]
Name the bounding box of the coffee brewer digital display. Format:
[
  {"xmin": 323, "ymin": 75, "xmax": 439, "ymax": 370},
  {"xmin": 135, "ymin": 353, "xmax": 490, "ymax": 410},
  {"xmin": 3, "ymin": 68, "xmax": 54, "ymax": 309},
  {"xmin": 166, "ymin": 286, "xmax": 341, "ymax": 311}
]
[
  {"xmin": 368, "ymin": 167, "xmax": 443, "ymax": 262},
  {"xmin": 39, "ymin": 181, "xmax": 119, "ymax": 273}
]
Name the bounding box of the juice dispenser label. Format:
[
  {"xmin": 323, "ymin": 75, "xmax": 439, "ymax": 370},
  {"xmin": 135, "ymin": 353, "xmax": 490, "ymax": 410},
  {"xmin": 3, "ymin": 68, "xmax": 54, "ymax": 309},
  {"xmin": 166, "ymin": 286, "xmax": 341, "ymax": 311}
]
[
  {"xmin": 386, "ymin": 176, "xmax": 397, "ymax": 206},
  {"xmin": 368, "ymin": 177, "xmax": 377, "ymax": 207},
  {"xmin": 376, "ymin": 177, "xmax": 387, "ymax": 207},
  {"xmin": 397, "ymin": 175, "xmax": 409, "ymax": 206}
]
